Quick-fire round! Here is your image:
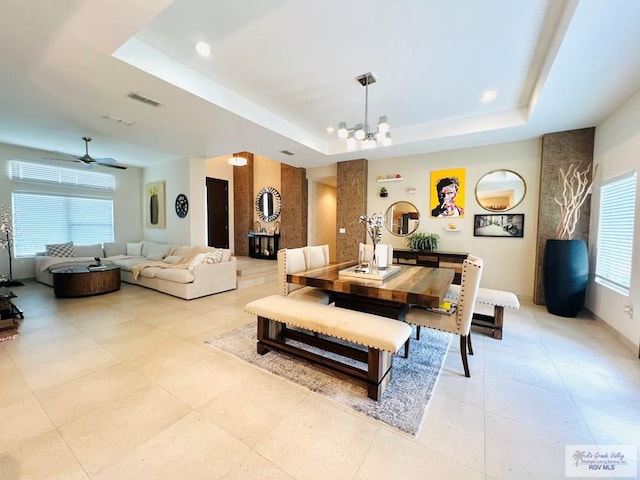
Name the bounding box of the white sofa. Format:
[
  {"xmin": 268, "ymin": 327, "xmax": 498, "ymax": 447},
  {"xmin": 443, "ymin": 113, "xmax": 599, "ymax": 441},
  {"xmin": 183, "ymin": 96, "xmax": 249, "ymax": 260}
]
[{"xmin": 34, "ymin": 241, "xmax": 237, "ymax": 300}]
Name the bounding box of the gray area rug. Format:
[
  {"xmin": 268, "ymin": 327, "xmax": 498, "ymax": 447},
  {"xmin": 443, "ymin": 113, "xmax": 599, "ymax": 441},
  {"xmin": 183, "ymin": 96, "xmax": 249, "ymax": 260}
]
[{"xmin": 205, "ymin": 323, "xmax": 451, "ymax": 436}]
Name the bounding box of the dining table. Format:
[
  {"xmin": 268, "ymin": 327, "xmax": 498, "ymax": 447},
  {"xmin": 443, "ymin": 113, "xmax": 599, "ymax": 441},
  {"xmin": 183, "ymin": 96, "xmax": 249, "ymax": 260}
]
[{"xmin": 287, "ymin": 260, "xmax": 455, "ymax": 319}]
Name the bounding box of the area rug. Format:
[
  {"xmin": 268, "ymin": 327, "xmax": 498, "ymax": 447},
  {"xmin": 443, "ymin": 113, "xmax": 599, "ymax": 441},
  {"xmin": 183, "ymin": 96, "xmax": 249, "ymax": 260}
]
[{"xmin": 205, "ymin": 323, "xmax": 451, "ymax": 436}]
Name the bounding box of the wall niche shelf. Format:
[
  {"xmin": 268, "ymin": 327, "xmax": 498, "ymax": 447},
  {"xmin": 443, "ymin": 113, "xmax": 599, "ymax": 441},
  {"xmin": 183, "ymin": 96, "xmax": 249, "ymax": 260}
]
[
  {"xmin": 377, "ymin": 177, "xmax": 403, "ymax": 183},
  {"xmin": 444, "ymin": 226, "xmax": 462, "ymax": 232}
]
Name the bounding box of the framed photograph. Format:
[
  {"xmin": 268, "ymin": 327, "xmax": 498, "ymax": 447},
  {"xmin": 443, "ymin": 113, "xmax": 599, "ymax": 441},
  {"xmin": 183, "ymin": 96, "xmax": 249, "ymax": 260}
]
[
  {"xmin": 474, "ymin": 214, "xmax": 524, "ymax": 238},
  {"xmin": 145, "ymin": 181, "xmax": 166, "ymax": 228}
]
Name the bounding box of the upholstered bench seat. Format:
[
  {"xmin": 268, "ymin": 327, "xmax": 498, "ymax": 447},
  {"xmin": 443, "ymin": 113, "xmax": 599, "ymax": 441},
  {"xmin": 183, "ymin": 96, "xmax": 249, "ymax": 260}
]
[
  {"xmin": 445, "ymin": 285, "xmax": 520, "ymax": 340},
  {"xmin": 245, "ymin": 295, "xmax": 412, "ymax": 400}
]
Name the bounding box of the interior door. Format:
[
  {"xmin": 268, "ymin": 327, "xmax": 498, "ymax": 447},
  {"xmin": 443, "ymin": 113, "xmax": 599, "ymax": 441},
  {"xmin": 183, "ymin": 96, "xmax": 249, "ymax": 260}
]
[{"xmin": 206, "ymin": 177, "xmax": 229, "ymax": 248}]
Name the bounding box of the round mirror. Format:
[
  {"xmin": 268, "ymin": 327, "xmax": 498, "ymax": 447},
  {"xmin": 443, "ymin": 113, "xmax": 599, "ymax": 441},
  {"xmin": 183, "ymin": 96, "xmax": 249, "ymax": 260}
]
[
  {"xmin": 255, "ymin": 186, "xmax": 281, "ymax": 222},
  {"xmin": 475, "ymin": 169, "xmax": 526, "ymax": 212},
  {"xmin": 384, "ymin": 201, "xmax": 420, "ymax": 236}
]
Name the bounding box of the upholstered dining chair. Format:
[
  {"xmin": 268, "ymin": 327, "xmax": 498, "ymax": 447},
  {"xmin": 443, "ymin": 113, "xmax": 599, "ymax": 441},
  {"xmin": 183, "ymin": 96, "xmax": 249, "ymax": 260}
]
[
  {"xmin": 402, "ymin": 255, "xmax": 483, "ymax": 377},
  {"xmin": 358, "ymin": 243, "xmax": 394, "ymax": 269},
  {"xmin": 277, "ymin": 245, "xmax": 334, "ymax": 304}
]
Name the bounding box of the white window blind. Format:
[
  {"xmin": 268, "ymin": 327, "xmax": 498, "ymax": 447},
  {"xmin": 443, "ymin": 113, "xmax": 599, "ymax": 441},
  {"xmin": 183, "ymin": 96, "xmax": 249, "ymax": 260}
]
[
  {"xmin": 10, "ymin": 160, "xmax": 115, "ymax": 190},
  {"xmin": 595, "ymin": 171, "xmax": 637, "ymax": 295},
  {"xmin": 12, "ymin": 192, "xmax": 114, "ymax": 257}
]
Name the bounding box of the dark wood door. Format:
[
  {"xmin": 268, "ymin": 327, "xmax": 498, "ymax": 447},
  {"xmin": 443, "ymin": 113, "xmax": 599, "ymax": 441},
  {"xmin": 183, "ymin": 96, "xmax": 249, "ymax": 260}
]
[{"xmin": 206, "ymin": 177, "xmax": 229, "ymax": 248}]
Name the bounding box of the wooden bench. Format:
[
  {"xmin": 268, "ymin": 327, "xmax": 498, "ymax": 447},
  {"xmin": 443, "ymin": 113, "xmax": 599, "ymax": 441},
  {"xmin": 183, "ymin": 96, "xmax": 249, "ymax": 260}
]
[
  {"xmin": 245, "ymin": 295, "xmax": 412, "ymax": 400},
  {"xmin": 445, "ymin": 286, "xmax": 519, "ymax": 340}
]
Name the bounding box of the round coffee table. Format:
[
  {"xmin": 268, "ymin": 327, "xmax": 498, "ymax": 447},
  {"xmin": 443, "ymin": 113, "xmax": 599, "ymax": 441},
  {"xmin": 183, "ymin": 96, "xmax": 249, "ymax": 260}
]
[{"xmin": 51, "ymin": 265, "xmax": 121, "ymax": 298}]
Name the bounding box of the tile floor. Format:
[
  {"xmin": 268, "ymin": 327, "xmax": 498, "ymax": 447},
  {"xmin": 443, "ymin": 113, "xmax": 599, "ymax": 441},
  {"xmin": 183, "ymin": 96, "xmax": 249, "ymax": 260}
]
[{"xmin": 1, "ymin": 281, "xmax": 639, "ymax": 479}]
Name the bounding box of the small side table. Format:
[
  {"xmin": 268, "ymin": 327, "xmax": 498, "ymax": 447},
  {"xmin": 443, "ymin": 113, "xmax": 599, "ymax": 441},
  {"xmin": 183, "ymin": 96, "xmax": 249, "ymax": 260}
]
[{"xmin": 0, "ymin": 289, "xmax": 23, "ymax": 331}]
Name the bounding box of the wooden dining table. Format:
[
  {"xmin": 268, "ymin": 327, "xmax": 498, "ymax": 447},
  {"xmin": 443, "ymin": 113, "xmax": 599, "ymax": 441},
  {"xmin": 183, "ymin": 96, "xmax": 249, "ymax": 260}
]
[{"xmin": 287, "ymin": 260, "xmax": 455, "ymax": 319}]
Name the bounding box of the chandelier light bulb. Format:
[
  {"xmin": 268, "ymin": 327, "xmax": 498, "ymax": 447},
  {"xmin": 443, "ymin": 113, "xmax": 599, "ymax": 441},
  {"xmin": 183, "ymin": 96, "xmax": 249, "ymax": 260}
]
[
  {"xmin": 354, "ymin": 124, "xmax": 365, "ymax": 140},
  {"xmin": 347, "ymin": 135, "xmax": 357, "ymax": 150},
  {"xmin": 382, "ymin": 134, "xmax": 392, "ymax": 147},
  {"xmin": 377, "ymin": 116, "xmax": 389, "ymax": 133},
  {"xmin": 337, "ymin": 122, "xmax": 348, "ymax": 139}
]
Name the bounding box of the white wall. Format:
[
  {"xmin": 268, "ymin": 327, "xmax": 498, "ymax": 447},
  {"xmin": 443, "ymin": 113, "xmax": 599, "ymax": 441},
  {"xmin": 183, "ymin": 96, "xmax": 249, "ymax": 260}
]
[
  {"xmin": 368, "ymin": 139, "xmax": 541, "ymax": 298},
  {"xmin": 589, "ymin": 88, "xmax": 640, "ymax": 348},
  {"xmin": 0, "ymin": 144, "xmax": 142, "ymax": 280},
  {"xmin": 142, "ymin": 157, "xmax": 191, "ymax": 245}
]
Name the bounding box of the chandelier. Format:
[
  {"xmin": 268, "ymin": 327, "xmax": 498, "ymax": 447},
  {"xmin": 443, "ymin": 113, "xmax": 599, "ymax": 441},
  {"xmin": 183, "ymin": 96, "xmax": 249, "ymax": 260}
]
[
  {"xmin": 228, "ymin": 152, "xmax": 248, "ymax": 166},
  {"xmin": 337, "ymin": 72, "xmax": 391, "ymax": 150}
]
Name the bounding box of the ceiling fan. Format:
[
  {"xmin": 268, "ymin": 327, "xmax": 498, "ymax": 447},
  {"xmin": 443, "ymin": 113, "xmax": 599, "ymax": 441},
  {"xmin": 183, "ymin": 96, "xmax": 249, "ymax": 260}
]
[{"xmin": 46, "ymin": 137, "xmax": 127, "ymax": 170}]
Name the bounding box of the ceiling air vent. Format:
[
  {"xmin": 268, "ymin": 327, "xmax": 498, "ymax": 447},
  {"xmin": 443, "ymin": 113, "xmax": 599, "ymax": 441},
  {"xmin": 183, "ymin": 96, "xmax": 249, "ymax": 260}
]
[
  {"xmin": 279, "ymin": 150, "xmax": 295, "ymax": 156},
  {"xmin": 127, "ymin": 92, "xmax": 161, "ymax": 107}
]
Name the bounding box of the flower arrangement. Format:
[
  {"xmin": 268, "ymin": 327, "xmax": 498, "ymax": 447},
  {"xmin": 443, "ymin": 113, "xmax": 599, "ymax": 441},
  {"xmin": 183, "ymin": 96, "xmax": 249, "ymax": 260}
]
[
  {"xmin": 148, "ymin": 186, "xmax": 159, "ymax": 197},
  {"xmin": 0, "ymin": 204, "xmax": 15, "ymax": 282},
  {"xmin": 554, "ymin": 163, "xmax": 597, "ymax": 240},
  {"xmin": 359, "ymin": 212, "xmax": 384, "ymax": 247}
]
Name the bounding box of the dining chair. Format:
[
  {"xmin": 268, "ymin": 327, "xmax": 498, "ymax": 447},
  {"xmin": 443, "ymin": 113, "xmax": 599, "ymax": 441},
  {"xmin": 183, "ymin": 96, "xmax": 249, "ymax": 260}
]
[
  {"xmin": 358, "ymin": 243, "xmax": 394, "ymax": 269},
  {"xmin": 277, "ymin": 246, "xmax": 334, "ymax": 304},
  {"xmin": 402, "ymin": 255, "xmax": 483, "ymax": 377}
]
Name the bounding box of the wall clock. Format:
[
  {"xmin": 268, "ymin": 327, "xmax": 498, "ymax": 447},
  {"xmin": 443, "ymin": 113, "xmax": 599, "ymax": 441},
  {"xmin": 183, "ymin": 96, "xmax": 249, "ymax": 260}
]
[{"xmin": 175, "ymin": 193, "xmax": 189, "ymax": 218}]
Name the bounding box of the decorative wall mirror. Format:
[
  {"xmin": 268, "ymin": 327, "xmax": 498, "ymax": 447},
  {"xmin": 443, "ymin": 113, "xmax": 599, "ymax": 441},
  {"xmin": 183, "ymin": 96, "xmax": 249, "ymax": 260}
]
[
  {"xmin": 384, "ymin": 201, "xmax": 420, "ymax": 236},
  {"xmin": 255, "ymin": 186, "xmax": 282, "ymax": 222},
  {"xmin": 475, "ymin": 169, "xmax": 526, "ymax": 212}
]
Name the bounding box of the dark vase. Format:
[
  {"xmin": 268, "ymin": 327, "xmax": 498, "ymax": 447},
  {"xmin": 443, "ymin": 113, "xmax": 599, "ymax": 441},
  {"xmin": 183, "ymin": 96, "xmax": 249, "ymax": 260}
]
[
  {"xmin": 543, "ymin": 239, "xmax": 589, "ymax": 317},
  {"xmin": 150, "ymin": 195, "xmax": 159, "ymax": 225}
]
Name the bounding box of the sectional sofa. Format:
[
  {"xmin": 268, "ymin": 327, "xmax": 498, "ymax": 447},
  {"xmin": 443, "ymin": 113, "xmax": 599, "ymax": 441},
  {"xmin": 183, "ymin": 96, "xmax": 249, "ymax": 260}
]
[{"xmin": 34, "ymin": 240, "xmax": 237, "ymax": 300}]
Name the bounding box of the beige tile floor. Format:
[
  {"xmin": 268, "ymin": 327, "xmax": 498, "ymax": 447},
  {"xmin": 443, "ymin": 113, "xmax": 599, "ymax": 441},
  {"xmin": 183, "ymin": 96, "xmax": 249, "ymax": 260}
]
[{"xmin": 1, "ymin": 281, "xmax": 639, "ymax": 479}]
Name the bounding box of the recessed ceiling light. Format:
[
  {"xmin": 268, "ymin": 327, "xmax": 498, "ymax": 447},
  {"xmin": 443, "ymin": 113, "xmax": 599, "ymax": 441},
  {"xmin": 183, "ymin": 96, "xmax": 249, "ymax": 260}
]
[
  {"xmin": 326, "ymin": 126, "xmax": 335, "ymax": 134},
  {"xmin": 195, "ymin": 41, "xmax": 212, "ymax": 57},
  {"xmin": 481, "ymin": 90, "xmax": 497, "ymax": 103}
]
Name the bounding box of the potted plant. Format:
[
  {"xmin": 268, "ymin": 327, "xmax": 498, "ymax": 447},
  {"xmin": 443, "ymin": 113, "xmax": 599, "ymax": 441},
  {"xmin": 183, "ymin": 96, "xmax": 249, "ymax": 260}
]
[
  {"xmin": 379, "ymin": 187, "xmax": 388, "ymax": 198},
  {"xmin": 406, "ymin": 232, "xmax": 439, "ymax": 252},
  {"xmin": 543, "ymin": 163, "xmax": 597, "ymax": 317}
]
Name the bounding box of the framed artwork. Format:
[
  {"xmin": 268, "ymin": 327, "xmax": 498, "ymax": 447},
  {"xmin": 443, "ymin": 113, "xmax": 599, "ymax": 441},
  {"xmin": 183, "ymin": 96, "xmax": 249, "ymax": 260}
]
[
  {"xmin": 430, "ymin": 167, "xmax": 466, "ymax": 217},
  {"xmin": 474, "ymin": 214, "xmax": 524, "ymax": 238},
  {"xmin": 146, "ymin": 181, "xmax": 166, "ymax": 228}
]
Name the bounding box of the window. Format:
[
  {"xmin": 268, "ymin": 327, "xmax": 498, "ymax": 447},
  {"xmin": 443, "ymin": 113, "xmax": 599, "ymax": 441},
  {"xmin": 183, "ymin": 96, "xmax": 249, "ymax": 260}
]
[
  {"xmin": 10, "ymin": 160, "xmax": 115, "ymax": 190},
  {"xmin": 595, "ymin": 171, "xmax": 637, "ymax": 295},
  {"xmin": 12, "ymin": 193, "xmax": 114, "ymax": 257}
]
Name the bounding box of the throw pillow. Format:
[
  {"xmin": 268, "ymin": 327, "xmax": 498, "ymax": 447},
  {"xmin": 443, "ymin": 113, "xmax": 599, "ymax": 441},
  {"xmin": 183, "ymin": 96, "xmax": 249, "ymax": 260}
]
[
  {"xmin": 104, "ymin": 242, "xmax": 127, "ymax": 257},
  {"xmin": 45, "ymin": 242, "xmax": 75, "ymax": 257},
  {"xmin": 146, "ymin": 243, "xmax": 172, "ymax": 261},
  {"xmin": 204, "ymin": 249, "xmax": 223, "ymax": 264},
  {"xmin": 73, "ymin": 244, "xmax": 104, "ymax": 257},
  {"xmin": 163, "ymin": 255, "xmax": 183, "ymax": 264},
  {"xmin": 188, "ymin": 253, "xmax": 208, "ymax": 268},
  {"xmin": 126, "ymin": 243, "xmax": 143, "ymax": 256}
]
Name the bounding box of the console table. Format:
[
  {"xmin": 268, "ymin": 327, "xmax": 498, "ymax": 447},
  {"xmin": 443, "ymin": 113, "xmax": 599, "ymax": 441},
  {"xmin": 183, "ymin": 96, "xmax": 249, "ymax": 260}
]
[
  {"xmin": 248, "ymin": 233, "xmax": 280, "ymax": 260},
  {"xmin": 392, "ymin": 249, "xmax": 468, "ymax": 284}
]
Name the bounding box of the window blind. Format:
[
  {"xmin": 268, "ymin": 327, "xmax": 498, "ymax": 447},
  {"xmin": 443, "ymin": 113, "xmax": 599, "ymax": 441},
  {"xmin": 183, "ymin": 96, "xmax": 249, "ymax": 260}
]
[
  {"xmin": 12, "ymin": 192, "xmax": 114, "ymax": 257},
  {"xmin": 595, "ymin": 171, "xmax": 637, "ymax": 295},
  {"xmin": 10, "ymin": 160, "xmax": 115, "ymax": 190}
]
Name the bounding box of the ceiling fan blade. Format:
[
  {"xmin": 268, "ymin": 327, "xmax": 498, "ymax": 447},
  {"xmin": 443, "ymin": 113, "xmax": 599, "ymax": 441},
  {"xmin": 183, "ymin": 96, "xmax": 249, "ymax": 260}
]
[
  {"xmin": 46, "ymin": 151, "xmax": 78, "ymax": 161},
  {"xmin": 42, "ymin": 155, "xmax": 83, "ymax": 164},
  {"xmin": 93, "ymin": 157, "xmax": 118, "ymax": 164},
  {"xmin": 97, "ymin": 162, "xmax": 127, "ymax": 170}
]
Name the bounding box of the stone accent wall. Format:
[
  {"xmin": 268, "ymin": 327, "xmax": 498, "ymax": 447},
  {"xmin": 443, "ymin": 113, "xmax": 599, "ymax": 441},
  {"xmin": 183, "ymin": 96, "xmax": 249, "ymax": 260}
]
[
  {"xmin": 232, "ymin": 152, "xmax": 254, "ymax": 257},
  {"xmin": 280, "ymin": 164, "xmax": 308, "ymax": 249},
  {"xmin": 336, "ymin": 159, "xmax": 368, "ymax": 263},
  {"xmin": 533, "ymin": 128, "xmax": 595, "ymax": 304}
]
